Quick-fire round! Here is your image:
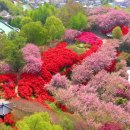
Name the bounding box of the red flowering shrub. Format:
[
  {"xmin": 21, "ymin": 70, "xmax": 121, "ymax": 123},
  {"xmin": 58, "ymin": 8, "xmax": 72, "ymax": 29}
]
[
  {"xmin": 36, "ymin": 92, "xmax": 55, "ymax": 103},
  {"xmin": 41, "ymin": 67, "xmax": 52, "ymax": 82},
  {"xmin": 18, "ymin": 73, "xmax": 45, "ymax": 98},
  {"xmin": 18, "ymin": 84, "xmax": 33, "ymax": 99},
  {"xmin": 18, "ymin": 73, "xmax": 54, "ymax": 104},
  {"xmin": 0, "ymin": 74, "xmax": 16, "ymax": 83},
  {"xmin": 76, "ymin": 32, "xmax": 102, "ymax": 45},
  {"xmin": 57, "ymin": 103, "xmax": 68, "ymax": 112},
  {"xmin": 121, "ymin": 26, "xmax": 129, "ymax": 36},
  {"xmin": 41, "ymin": 42, "xmax": 79, "ymax": 81},
  {"xmin": 41, "ymin": 36, "xmax": 103, "ymax": 79},
  {"xmin": 4, "ymin": 88, "xmax": 16, "ymax": 99},
  {"xmin": 41, "ymin": 33, "xmax": 103, "ymax": 80},
  {"xmin": 99, "ymin": 123, "xmax": 124, "ymax": 130},
  {"xmin": 4, "ymin": 114, "xmax": 15, "ymax": 125},
  {"xmin": 0, "ymin": 74, "xmax": 16, "ymax": 99},
  {"xmin": 0, "ymin": 118, "xmax": 3, "ymax": 123}
]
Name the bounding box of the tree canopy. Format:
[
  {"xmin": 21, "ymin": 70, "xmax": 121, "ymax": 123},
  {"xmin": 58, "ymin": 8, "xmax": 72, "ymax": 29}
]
[
  {"xmin": 69, "ymin": 12, "xmax": 87, "ymax": 30},
  {"xmin": 45, "ymin": 16, "xmax": 65, "ymax": 41},
  {"xmin": 20, "ymin": 22, "xmax": 47, "ymax": 45}
]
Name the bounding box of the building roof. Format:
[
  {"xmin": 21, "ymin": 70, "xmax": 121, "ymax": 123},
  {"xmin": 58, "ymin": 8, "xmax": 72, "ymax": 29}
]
[
  {"xmin": 0, "ymin": 21, "xmax": 19, "ymax": 35},
  {"xmin": 0, "ymin": 10, "xmax": 10, "ymax": 16}
]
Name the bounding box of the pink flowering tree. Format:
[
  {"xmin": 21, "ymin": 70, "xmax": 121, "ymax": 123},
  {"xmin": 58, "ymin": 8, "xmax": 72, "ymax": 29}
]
[
  {"xmin": 88, "ymin": 7, "xmax": 114, "ymax": 16},
  {"xmin": 47, "ymin": 73, "xmax": 70, "ymax": 90},
  {"xmin": 126, "ymin": 101, "xmax": 130, "ymax": 113},
  {"xmin": 96, "ymin": 10, "xmax": 130, "ymax": 34},
  {"xmin": 21, "ymin": 44, "xmax": 42, "ymax": 74},
  {"xmin": 47, "ymin": 72, "xmax": 130, "ymax": 126},
  {"xmin": 64, "ymin": 29, "xmax": 81, "ymax": 43},
  {"xmin": 71, "ymin": 43, "xmax": 117, "ymax": 84},
  {"xmin": 98, "ymin": 122, "xmax": 124, "ymax": 130},
  {"xmin": 88, "ymin": 69, "xmax": 130, "ymax": 102},
  {"xmin": 88, "ymin": 7, "xmax": 130, "ymax": 34},
  {"xmin": 21, "ymin": 43, "xmax": 41, "ymax": 58}
]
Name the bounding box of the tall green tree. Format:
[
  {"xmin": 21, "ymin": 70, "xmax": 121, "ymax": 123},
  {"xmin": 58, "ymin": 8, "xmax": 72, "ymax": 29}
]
[
  {"xmin": 10, "ymin": 17, "xmax": 22, "ymax": 28},
  {"xmin": 8, "ymin": 32, "xmax": 27, "ymax": 47},
  {"xmin": 27, "ymin": 3, "xmax": 57, "ymax": 24},
  {"xmin": 57, "ymin": 0, "xmax": 85, "ymax": 27},
  {"xmin": 0, "ymin": 33, "xmax": 26, "ymax": 80},
  {"xmin": 20, "ymin": 22, "xmax": 47, "ymax": 45},
  {"xmin": 45, "ymin": 16, "xmax": 65, "ymax": 41},
  {"xmin": 2, "ymin": 41, "xmax": 24, "ymax": 72},
  {"xmin": 0, "ymin": 34, "xmax": 10, "ymax": 59},
  {"xmin": 20, "ymin": 17, "xmax": 33, "ymax": 27},
  {"xmin": 69, "ymin": 12, "xmax": 87, "ymax": 30}
]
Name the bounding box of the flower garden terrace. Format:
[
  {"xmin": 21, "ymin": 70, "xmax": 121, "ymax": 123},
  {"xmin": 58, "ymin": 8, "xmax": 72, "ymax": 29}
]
[{"xmin": 0, "ymin": 30, "xmax": 130, "ymax": 130}]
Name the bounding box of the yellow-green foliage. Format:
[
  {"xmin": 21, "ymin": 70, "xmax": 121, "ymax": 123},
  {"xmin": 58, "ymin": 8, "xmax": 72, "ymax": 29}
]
[
  {"xmin": 125, "ymin": 7, "xmax": 130, "ymax": 12},
  {"xmin": 16, "ymin": 112, "xmax": 63, "ymax": 130},
  {"xmin": 67, "ymin": 43, "xmax": 90, "ymax": 55},
  {"xmin": 0, "ymin": 123, "xmax": 13, "ymax": 130},
  {"xmin": 115, "ymin": 97, "xmax": 128, "ymax": 105},
  {"xmin": 112, "ymin": 26, "xmax": 123, "ymax": 39}
]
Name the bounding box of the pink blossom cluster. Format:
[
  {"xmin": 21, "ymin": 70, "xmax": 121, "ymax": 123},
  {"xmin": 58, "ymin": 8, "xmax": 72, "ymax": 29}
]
[
  {"xmin": 0, "ymin": 61, "xmax": 10, "ymax": 74},
  {"xmin": 21, "ymin": 44, "xmax": 42, "ymax": 74},
  {"xmin": 96, "ymin": 10, "xmax": 130, "ymax": 34},
  {"xmin": 47, "ymin": 72, "xmax": 130, "ymax": 125},
  {"xmin": 47, "ymin": 73, "xmax": 69, "ymax": 89},
  {"xmin": 64, "ymin": 29, "xmax": 81, "ymax": 41},
  {"xmin": 47, "ymin": 83, "xmax": 100, "ymax": 114},
  {"xmin": 88, "ymin": 7, "xmax": 130, "ymax": 34},
  {"xmin": 88, "ymin": 69, "xmax": 130, "ymax": 102},
  {"xmin": 72, "ymin": 43, "xmax": 117, "ymax": 84},
  {"xmin": 126, "ymin": 102, "xmax": 130, "ymax": 113},
  {"xmin": 102, "ymin": 102, "xmax": 130, "ymax": 125},
  {"xmin": 88, "ymin": 7, "xmax": 114, "ymax": 16},
  {"xmin": 99, "ymin": 122, "xmax": 123, "ymax": 130}
]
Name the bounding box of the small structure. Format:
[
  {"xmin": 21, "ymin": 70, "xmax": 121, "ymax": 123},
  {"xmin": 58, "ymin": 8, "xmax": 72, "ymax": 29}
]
[
  {"xmin": 0, "ymin": 20, "xmax": 20, "ymax": 35},
  {"xmin": 0, "ymin": 100, "xmax": 12, "ymax": 116},
  {"xmin": 106, "ymin": 33, "xmax": 113, "ymax": 38},
  {"xmin": 0, "ymin": 10, "xmax": 12, "ymax": 20},
  {"xmin": 28, "ymin": 0, "xmax": 46, "ymax": 9},
  {"xmin": 110, "ymin": 0, "xmax": 130, "ymax": 8}
]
